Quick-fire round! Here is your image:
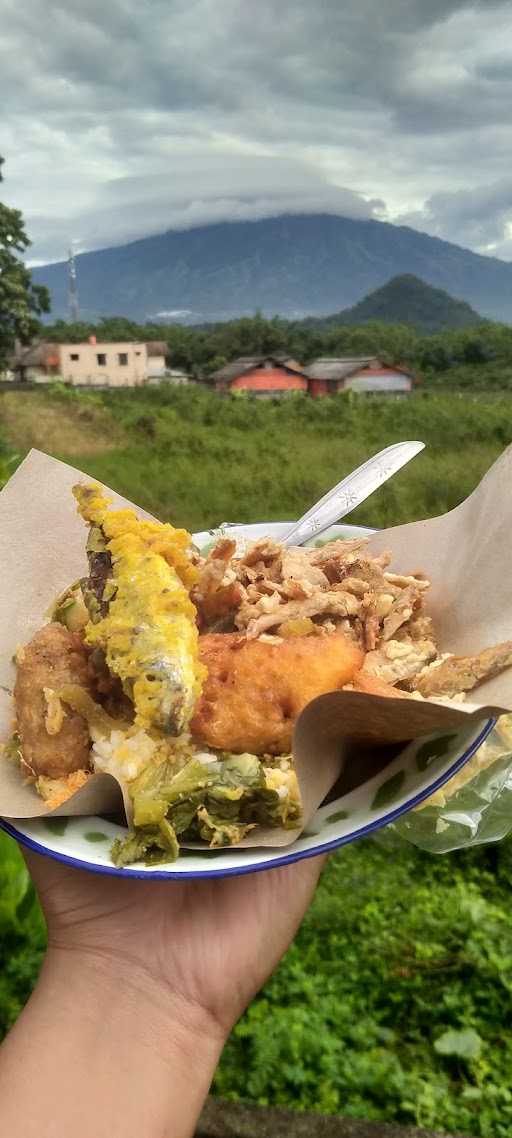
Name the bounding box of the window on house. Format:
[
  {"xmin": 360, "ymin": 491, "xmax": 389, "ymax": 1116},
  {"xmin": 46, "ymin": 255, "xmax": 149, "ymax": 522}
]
[
  {"xmin": 70, "ymin": 353, "xmax": 79, "ymax": 361},
  {"xmin": 97, "ymin": 353, "xmax": 107, "ymax": 366},
  {"xmin": 118, "ymin": 353, "xmax": 129, "ymax": 366},
  {"xmin": 135, "ymin": 350, "xmax": 141, "ymax": 356}
]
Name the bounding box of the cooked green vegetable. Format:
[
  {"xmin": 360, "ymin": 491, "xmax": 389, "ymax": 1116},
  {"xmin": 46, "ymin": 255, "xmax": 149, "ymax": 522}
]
[
  {"xmin": 196, "ymin": 807, "xmax": 255, "ymax": 847},
  {"xmin": 111, "ymin": 824, "xmax": 178, "ymax": 868},
  {"xmin": 2, "ymin": 733, "xmax": 22, "ymax": 765},
  {"xmin": 49, "ymin": 582, "xmax": 89, "ymax": 632},
  {"xmin": 111, "ymin": 751, "xmax": 302, "ymax": 866}
]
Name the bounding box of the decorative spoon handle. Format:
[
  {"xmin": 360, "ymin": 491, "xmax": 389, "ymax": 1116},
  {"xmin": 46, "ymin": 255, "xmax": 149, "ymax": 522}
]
[{"xmin": 282, "ymin": 441, "xmax": 425, "ymax": 547}]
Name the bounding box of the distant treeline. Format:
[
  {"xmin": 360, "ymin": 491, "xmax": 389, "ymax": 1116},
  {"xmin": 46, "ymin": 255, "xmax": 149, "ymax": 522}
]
[{"xmin": 39, "ymin": 314, "xmax": 512, "ymax": 389}]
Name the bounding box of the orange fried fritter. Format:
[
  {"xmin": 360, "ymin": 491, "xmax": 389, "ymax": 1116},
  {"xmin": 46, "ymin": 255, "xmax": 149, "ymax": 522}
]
[
  {"xmin": 14, "ymin": 623, "xmax": 93, "ymax": 779},
  {"xmin": 191, "ymin": 631, "xmax": 363, "ymax": 755},
  {"xmin": 351, "ymin": 672, "xmax": 409, "ymax": 700}
]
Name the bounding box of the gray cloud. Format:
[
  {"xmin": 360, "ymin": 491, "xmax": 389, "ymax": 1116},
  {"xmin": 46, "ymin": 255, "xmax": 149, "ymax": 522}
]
[
  {"xmin": 1, "ymin": 0, "xmax": 512, "ymax": 262},
  {"xmin": 27, "ymin": 158, "xmax": 385, "ymax": 263},
  {"xmin": 399, "ymin": 179, "xmax": 512, "ymax": 254}
]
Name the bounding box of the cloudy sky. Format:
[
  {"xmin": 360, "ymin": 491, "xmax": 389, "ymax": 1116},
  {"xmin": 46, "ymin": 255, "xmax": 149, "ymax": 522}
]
[{"xmin": 2, "ymin": 0, "xmax": 512, "ymax": 264}]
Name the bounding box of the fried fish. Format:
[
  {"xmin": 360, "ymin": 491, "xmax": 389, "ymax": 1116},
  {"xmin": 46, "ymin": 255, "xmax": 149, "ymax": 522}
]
[{"xmin": 73, "ymin": 484, "xmax": 204, "ymax": 735}]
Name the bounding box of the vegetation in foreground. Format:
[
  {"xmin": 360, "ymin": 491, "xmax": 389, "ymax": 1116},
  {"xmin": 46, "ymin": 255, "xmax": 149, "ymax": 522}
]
[
  {"xmin": 0, "ymin": 383, "xmax": 510, "ymax": 532},
  {"xmin": 1, "ymin": 384, "xmax": 512, "ymax": 1135}
]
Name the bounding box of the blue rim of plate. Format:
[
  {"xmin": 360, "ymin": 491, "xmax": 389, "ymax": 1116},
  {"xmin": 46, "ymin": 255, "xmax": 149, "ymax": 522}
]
[{"xmin": 0, "ymin": 718, "xmax": 495, "ymax": 879}]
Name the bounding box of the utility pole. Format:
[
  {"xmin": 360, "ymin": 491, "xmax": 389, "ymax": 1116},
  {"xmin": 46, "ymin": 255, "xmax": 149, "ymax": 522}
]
[{"xmin": 67, "ymin": 245, "xmax": 80, "ymax": 322}]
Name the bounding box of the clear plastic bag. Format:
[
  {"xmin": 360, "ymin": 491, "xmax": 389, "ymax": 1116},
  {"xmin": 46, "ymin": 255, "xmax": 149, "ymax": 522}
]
[{"xmin": 386, "ymin": 716, "xmax": 512, "ymax": 853}]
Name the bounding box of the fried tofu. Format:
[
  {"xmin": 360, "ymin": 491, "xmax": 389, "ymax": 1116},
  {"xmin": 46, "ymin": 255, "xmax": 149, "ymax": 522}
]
[
  {"xmin": 14, "ymin": 623, "xmax": 93, "ymax": 779},
  {"xmin": 191, "ymin": 631, "xmax": 363, "ymax": 754}
]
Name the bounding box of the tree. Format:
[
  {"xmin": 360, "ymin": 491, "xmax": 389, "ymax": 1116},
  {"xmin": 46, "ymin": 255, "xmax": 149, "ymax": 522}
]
[{"xmin": 0, "ymin": 157, "xmax": 50, "ymax": 368}]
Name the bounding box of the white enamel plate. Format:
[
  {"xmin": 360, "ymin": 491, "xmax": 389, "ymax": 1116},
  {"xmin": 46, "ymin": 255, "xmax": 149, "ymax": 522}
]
[{"xmin": 1, "ymin": 523, "xmax": 494, "ymax": 878}]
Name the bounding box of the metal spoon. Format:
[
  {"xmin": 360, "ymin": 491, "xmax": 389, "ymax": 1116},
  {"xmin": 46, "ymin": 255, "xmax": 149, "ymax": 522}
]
[{"xmin": 282, "ymin": 441, "xmax": 425, "ymax": 547}]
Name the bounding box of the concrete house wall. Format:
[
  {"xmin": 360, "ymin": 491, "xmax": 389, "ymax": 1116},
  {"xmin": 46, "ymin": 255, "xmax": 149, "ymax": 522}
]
[{"xmin": 59, "ymin": 342, "xmax": 158, "ymax": 386}]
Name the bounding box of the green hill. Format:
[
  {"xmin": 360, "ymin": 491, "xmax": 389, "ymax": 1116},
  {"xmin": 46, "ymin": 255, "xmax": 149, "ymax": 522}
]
[{"xmin": 317, "ymin": 274, "xmax": 483, "ymax": 333}]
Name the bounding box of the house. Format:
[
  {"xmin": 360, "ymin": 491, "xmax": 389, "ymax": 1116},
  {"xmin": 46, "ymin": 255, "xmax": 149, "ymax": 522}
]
[
  {"xmin": 10, "ymin": 342, "xmax": 62, "ymax": 383},
  {"xmin": 11, "ymin": 338, "xmax": 170, "ymax": 387},
  {"xmin": 307, "ymin": 357, "xmax": 415, "ymax": 396},
  {"xmin": 212, "ymin": 355, "xmax": 308, "ymax": 397}
]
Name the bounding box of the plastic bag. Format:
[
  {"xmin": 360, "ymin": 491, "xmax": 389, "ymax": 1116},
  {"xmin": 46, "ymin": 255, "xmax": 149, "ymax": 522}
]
[{"xmin": 386, "ymin": 715, "xmax": 512, "ymax": 853}]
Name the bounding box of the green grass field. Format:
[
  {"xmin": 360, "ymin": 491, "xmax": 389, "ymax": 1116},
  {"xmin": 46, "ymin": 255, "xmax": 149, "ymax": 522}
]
[
  {"xmin": 1, "ymin": 384, "xmax": 512, "ymax": 1136},
  {"xmin": 1, "ymin": 384, "xmax": 510, "ymax": 530}
]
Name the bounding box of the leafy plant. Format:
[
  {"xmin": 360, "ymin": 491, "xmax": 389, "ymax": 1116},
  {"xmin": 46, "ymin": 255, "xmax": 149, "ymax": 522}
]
[
  {"xmin": 214, "ymin": 839, "xmax": 512, "ymax": 1136},
  {"xmin": 434, "ymin": 1028, "xmax": 483, "ymax": 1062},
  {"xmin": 0, "ymin": 156, "xmax": 50, "ymax": 368}
]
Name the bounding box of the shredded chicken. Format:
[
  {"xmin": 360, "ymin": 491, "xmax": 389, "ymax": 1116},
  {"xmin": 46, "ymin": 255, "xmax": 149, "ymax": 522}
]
[
  {"xmin": 279, "ymin": 547, "xmax": 329, "ymax": 589},
  {"xmin": 191, "ymin": 534, "xmax": 512, "ymax": 703},
  {"xmin": 361, "ymin": 638, "xmax": 438, "ymax": 685},
  {"xmin": 309, "ymin": 538, "xmax": 370, "ymax": 568},
  {"xmin": 381, "ymin": 585, "xmax": 421, "ymax": 641},
  {"xmin": 193, "ymin": 535, "xmax": 436, "ymax": 667},
  {"xmin": 191, "ymin": 539, "xmax": 245, "ymax": 629},
  {"xmin": 402, "ymin": 614, "xmax": 436, "ymax": 642},
  {"xmin": 239, "ymin": 537, "xmax": 283, "ymax": 568},
  {"xmin": 237, "ymin": 591, "xmax": 362, "ymax": 639}
]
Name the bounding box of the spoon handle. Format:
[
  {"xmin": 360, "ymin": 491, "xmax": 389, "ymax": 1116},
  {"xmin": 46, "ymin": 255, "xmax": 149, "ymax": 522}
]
[{"xmin": 282, "ymin": 441, "xmax": 425, "ymax": 547}]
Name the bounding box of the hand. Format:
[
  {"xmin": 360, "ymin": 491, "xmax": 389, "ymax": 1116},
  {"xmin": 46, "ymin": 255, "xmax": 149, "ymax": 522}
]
[
  {"xmin": 26, "ymin": 848, "xmax": 325, "ymax": 1040},
  {"xmin": 0, "ymin": 850, "xmax": 325, "ymax": 1138}
]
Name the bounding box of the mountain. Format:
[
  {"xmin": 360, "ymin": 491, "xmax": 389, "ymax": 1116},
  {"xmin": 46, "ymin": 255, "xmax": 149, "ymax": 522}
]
[
  {"xmin": 313, "ymin": 274, "xmax": 483, "ymax": 333},
  {"xmin": 32, "ymin": 213, "xmax": 512, "ymax": 325}
]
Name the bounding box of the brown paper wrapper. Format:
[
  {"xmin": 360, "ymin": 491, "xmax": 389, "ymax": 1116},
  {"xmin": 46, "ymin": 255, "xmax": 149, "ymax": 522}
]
[{"xmin": 1, "ymin": 447, "xmax": 511, "ymax": 850}]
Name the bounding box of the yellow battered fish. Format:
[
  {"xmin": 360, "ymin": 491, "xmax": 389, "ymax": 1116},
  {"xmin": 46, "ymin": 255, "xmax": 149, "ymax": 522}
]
[
  {"xmin": 192, "ymin": 631, "xmax": 363, "ymax": 754},
  {"xmin": 74, "ymin": 484, "xmax": 205, "ymax": 735}
]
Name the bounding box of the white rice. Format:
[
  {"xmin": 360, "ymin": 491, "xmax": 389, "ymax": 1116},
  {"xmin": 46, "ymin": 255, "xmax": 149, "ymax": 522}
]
[{"xmin": 92, "ymin": 729, "xmax": 158, "ymax": 783}]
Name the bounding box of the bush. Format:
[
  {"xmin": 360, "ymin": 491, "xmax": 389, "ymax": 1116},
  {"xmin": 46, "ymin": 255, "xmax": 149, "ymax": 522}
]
[{"xmin": 215, "ymin": 839, "xmax": 512, "ymax": 1136}]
